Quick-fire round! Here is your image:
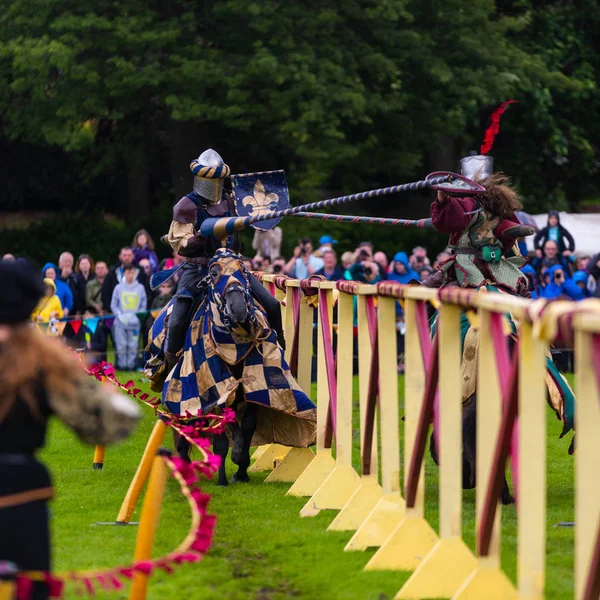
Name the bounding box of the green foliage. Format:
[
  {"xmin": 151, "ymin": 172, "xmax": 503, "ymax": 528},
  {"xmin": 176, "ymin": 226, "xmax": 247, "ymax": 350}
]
[{"xmin": 0, "ymin": 0, "xmax": 598, "ymax": 224}]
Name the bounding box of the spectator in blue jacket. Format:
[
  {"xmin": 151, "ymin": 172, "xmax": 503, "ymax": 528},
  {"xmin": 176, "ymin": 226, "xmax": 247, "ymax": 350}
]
[
  {"xmin": 521, "ymin": 264, "xmax": 538, "ymax": 299},
  {"xmin": 41, "ymin": 262, "xmax": 73, "ymax": 315},
  {"xmin": 567, "ymin": 270, "xmax": 592, "ymax": 301},
  {"xmin": 388, "ymin": 252, "xmax": 419, "ymax": 284}
]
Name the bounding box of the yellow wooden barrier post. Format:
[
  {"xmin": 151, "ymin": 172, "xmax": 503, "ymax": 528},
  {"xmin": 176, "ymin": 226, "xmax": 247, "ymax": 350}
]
[
  {"xmin": 116, "ymin": 419, "xmax": 168, "ymax": 524},
  {"xmin": 397, "ymin": 302, "xmax": 477, "ymax": 598},
  {"xmin": 287, "ymin": 282, "xmax": 336, "ymax": 496},
  {"xmin": 266, "ymin": 284, "xmax": 315, "ymax": 482},
  {"xmin": 366, "ymin": 289, "xmax": 437, "ymax": 570},
  {"xmin": 516, "ymin": 319, "xmax": 547, "ymax": 600},
  {"xmin": 300, "ymin": 287, "xmax": 360, "ymax": 517},
  {"xmin": 93, "ymin": 445, "xmax": 106, "ymax": 470},
  {"xmin": 454, "ymin": 305, "xmax": 517, "ymax": 599},
  {"xmin": 329, "ymin": 286, "xmax": 383, "ymax": 531},
  {"xmin": 128, "ymin": 450, "xmax": 170, "ymax": 600},
  {"xmin": 574, "ymin": 315, "xmax": 600, "ymax": 600},
  {"xmin": 347, "ymin": 293, "xmax": 405, "ymax": 550}
]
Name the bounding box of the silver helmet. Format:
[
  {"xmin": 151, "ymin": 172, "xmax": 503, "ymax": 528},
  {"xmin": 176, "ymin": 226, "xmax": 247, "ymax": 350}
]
[
  {"xmin": 190, "ymin": 148, "xmax": 231, "ymax": 204},
  {"xmin": 460, "ymin": 154, "xmax": 493, "ymax": 181}
]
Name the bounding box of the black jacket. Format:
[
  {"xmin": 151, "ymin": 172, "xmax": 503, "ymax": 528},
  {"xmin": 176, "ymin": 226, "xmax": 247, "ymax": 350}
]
[{"xmin": 533, "ymin": 211, "xmax": 575, "ymax": 254}]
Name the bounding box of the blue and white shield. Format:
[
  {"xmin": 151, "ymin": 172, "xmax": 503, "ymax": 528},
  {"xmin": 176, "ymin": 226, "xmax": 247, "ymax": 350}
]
[{"xmin": 232, "ymin": 170, "xmax": 290, "ymax": 231}]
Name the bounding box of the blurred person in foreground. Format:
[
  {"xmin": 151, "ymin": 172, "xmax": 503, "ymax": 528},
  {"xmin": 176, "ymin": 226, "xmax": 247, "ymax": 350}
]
[
  {"xmin": 0, "ymin": 261, "xmax": 140, "ymax": 600},
  {"xmin": 315, "ymin": 249, "xmax": 344, "ymax": 281},
  {"xmin": 284, "ymin": 237, "xmax": 324, "ymax": 278}
]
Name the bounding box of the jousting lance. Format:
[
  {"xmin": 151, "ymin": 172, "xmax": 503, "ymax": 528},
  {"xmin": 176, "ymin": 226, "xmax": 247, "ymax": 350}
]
[
  {"xmin": 200, "ymin": 174, "xmax": 453, "ymax": 240},
  {"xmin": 292, "ymin": 212, "xmax": 434, "ymax": 228}
]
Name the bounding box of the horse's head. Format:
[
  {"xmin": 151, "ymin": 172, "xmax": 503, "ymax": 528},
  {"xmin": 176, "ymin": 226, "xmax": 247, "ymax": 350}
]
[{"xmin": 208, "ymin": 249, "xmax": 253, "ymax": 328}]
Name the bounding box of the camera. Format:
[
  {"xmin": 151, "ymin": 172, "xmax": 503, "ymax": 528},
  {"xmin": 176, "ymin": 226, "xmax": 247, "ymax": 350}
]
[
  {"xmin": 273, "ymin": 264, "xmax": 282, "ymax": 274},
  {"xmin": 363, "ymin": 266, "xmax": 372, "ymax": 276},
  {"xmin": 358, "ymin": 249, "xmax": 369, "ymax": 260},
  {"xmin": 300, "ymin": 245, "xmax": 308, "ymax": 256}
]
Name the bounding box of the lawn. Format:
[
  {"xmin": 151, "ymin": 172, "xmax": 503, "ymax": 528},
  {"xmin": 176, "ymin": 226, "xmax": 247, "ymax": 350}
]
[{"xmin": 41, "ymin": 373, "xmax": 576, "ymax": 600}]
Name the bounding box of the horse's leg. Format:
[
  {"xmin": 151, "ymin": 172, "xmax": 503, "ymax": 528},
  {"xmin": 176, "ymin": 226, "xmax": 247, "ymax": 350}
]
[
  {"xmin": 231, "ymin": 402, "xmax": 258, "ymax": 483},
  {"xmin": 462, "ymin": 395, "xmax": 477, "ymax": 489},
  {"xmin": 213, "ymin": 433, "xmax": 229, "ymax": 486},
  {"xmin": 172, "ymin": 430, "xmax": 191, "ymax": 463}
]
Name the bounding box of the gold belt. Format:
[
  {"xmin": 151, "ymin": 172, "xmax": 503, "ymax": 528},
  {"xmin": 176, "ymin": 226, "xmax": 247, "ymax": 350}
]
[{"xmin": 0, "ymin": 486, "xmax": 54, "ymax": 510}]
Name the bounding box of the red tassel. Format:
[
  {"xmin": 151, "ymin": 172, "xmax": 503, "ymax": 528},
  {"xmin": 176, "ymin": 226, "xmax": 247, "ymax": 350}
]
[{"xmin": 480, "ymin": 100, "xmax": 517, "ymax": 155}]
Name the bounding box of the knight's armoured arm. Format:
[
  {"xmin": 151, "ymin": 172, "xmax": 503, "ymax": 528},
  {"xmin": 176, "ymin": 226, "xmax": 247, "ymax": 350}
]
[
  {"xmin": 167, "ymin": 196, "xmax": 205, "ymax": 257},
  {"xmin": 430, "ymin": 196, "xmax": 475, "ymax": 233}
]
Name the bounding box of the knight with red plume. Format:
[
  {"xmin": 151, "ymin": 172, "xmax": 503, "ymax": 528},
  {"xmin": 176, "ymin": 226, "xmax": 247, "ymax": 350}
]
[{"xmin": 424, "ymin": 100, "xmax": 534, "ymax": 297}]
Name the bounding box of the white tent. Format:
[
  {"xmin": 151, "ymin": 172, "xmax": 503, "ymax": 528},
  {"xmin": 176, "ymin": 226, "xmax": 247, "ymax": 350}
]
[{"xmin": 525, "ymin": 212, "xmax": 600, "ymax": 256}]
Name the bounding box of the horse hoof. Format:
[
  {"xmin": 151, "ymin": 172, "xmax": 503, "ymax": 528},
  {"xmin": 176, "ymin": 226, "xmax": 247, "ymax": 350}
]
[
  {"xmin": 231, "ymin": 437, "xmax": 243, "ymax": 466},
  {"xmin": 231, "ymin": 472, "xmax": 250, "ymax": 483},
  {"xmin": 217, "ymin": 479, "xmax": 229, "ymax": 487},
  {"xmin": 501, "ymin": 491, "xmax": 515, "ymax": 505}
]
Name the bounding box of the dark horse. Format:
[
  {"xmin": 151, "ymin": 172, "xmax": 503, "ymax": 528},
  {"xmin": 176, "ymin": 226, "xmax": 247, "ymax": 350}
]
[
  {"xmin": 428, "ymin": 395, "xmax": 515, "ymax": 505},
  {"xmin": 145, "ymin": 250, "xmax": 316, "ymax": 487}
]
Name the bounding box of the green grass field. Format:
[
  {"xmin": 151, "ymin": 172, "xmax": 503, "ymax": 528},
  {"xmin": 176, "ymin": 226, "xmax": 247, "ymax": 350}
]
[{"xmin": 41, "ymin": 374, "xmax": 576, "ymax": 600}]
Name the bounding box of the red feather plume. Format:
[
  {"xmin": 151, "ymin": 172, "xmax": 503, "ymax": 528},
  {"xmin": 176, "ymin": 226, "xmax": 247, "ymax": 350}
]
[{"xmin": 480, "ymin": 100, "xmax": 517, "ymax": 155}]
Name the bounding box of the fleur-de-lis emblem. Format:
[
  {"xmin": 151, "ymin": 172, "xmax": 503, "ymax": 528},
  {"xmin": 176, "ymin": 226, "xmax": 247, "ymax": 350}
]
[{"xmin": 242, "ymin": 180, "xmax": 279, "ymax": 216}]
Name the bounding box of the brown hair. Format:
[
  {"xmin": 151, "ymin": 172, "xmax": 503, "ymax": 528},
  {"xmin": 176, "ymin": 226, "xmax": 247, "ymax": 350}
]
[
  {"xmin": 132, "ymin": 229, "xmax": 155, "ymax": 250},
  {"xmin": 480, "ymin": 173, "xmax": 522, "ymax": 218},
  {"xmin": 0, "ymin": 325, "xmax": 79, "ymax": 423},
  {"xmin": 75, "ymin": 254, "xmax": 95, "ymax": 275}
]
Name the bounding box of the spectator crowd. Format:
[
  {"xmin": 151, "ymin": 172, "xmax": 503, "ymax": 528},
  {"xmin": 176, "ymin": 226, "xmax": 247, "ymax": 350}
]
[{"xmin": 2, "ymin": 211, "xmax": 599, "ymax": 371}]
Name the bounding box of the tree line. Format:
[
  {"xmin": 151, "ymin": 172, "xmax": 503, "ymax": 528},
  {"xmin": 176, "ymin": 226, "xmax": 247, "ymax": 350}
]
[{"xmin": 1, "ymin": 0, "xmax": 599, "ymax": 224}]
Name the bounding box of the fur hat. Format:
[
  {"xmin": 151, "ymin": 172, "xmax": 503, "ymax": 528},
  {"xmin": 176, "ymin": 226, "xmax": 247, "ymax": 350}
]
[{"xmin": 0, "ymin": 261, "xmax": 45, "ymax": 324}]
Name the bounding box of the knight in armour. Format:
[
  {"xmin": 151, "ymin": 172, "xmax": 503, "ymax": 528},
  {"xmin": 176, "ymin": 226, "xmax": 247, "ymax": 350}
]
[{"xmin": 160, "ymin": 149, "xmax": 284, "ymax": 370}]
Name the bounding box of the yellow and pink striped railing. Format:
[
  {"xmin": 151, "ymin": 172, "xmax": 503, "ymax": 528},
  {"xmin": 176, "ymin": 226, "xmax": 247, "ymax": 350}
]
[{"xmin": 254, "ymin": 273, "xmax": 600, "ymax": 600}]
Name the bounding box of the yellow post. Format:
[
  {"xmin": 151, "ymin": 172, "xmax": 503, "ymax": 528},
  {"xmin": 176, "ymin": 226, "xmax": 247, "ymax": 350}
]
[
  {"xmin": 93, "ymin": 444, "xmax": 106, "ymax": 470},
  {"xmin": 300, "ymin": 287, "xmax": 360, "ymax": 517},
  {"xmin": 329, "ymin": 286, "xmax": 382, "ymax": 532},
  {"xmin": 347, "ymin": 294, "xmax": 404, "ymax": 550},
  {"xmin": 129, "ymin": 451, "xmax": 170, "ymax": 600},
  {"xmin": 266, "ymin": 289, "xmax": 316, "ymax": 482},
  {"xmin": 574, "ymin": 316, "xmax": 600, "ymax": 600},
  {"xmin": 365, "ymin": 293, "xmax": 437, "ymax": 569},
  {"xmin": 0, "ymin": 582, "xmax": 14, "ymax": 600},
  {"xmin": 397, "ymin": 303, "xmax": 477, "ymax": 598},
  {"xmin": 454, "ymin": 307, "xmax": 517, "ymax": 599},
  {"xmin": 116, "ymin": 419, "xmax": 168, "ymax": 524},
  {"xmin": 287, "ymin": 282, "xmax": 336, "ymax": 497},
  {"xmin": 516, "ymin": 320, "xmax": 547, "ymax": 600}
]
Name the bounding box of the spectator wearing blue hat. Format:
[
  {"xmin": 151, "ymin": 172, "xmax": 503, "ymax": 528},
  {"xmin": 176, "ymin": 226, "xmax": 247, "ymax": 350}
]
[{"xmin": 316, "ymin": 235, "xmax": 338, "ymax": 256}]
